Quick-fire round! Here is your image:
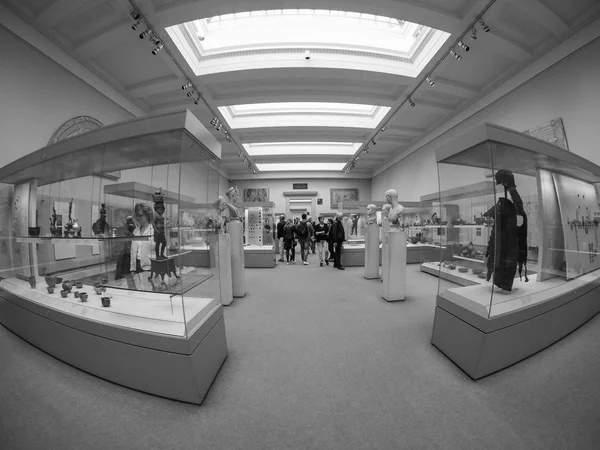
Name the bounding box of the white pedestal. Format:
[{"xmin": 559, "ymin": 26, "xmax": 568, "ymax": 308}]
[
  {"xmin": 227, "ymin": 220, "xmax": 246, "ymax": 298},
  {"xmin": 210, "ymin": 234, "xmax": 233, "ymax": 306},
  {"xmin": 364, "ymin": 224, "xmax": 380, "ymax": 279},
  {"xmin": 380, "ymin": 217, "xmax": 390, "ymax": 282},
  {"xmin": 382, "ymin": 229, "xmax": 407, "ymax": 302}
]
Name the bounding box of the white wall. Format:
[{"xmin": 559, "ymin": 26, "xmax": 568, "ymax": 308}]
[
  {"xmin": 0, "ymin": 25, "xmax": 134, "ymax": 168},
  {"xmin": 232, "ymin": 177, "xmax": 371, "ymax": 215},
  {"xmin": 372, "ymin": 37, "xmax": 600, "ymax": 200}
]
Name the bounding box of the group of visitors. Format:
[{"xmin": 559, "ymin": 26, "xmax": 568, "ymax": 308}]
[{"xmin": 275, "ymin": 212, "xmax": 346, "ymax": 270}]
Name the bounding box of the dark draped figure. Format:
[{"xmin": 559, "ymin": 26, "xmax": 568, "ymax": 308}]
[{"xmin": 484, "ymin": 170, "xmax": 529, "ymax": 291}]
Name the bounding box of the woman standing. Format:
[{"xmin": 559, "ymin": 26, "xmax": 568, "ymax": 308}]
[
  {"xmin": 129, "ymin": 202, "xmax": 155, "ymax": 290},
  {"xmin": 283, "ymin": 218, "xmax": 297, "ymax": 264}
]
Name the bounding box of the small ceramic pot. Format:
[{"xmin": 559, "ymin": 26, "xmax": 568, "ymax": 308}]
[
  {"xmin": 101, "ymin": 297, "xmax": 111, "ymax": 307},
  {"xmin": 28, "ymin": 226, "xmax": 41, "ymax": 237},
  {"xmin": 75, "ymin": 281, "xmax": 83, "ymax": 289},
  {"xmin": 458, "ymin": 267, "xmax": 469, "ymax": 273},
  {"xmin": 56, "ymin": 277, "xmax": 63, "ymax": 284},
  {"xmin": 448, "ymin": 264, "xmax": 456, "ymax": 270},
  {"xmin": 60, "ymin": 290, "xmax": 68, "ymax": 298},
  {"xmin": 93, "ymin": 282, "xmax": 101, "ymax": 288},
  {"xmin": 45, "ymin": 276, "xmax": 57, "ymax": 288},
  {"xmin": 79, "ymin": 293, "xmax": 88, "ymax": 302},
  {"xmin": 62, "ymin": 281, "xmax": 73, "ymax": 292},
  {"xmin": 472, "ymin": 268, "xmax": 483, "ymax": 275},
  {"xmin": 74, "ymin": 291, "xmax": 80, "ymax": 298},
  {"xmin": 94, "ymin": 287, "xmax": 103, "ymax": 295},
  {"xmin": 47, "ymin": 286, "xmax": 55, "ymax": 294}
]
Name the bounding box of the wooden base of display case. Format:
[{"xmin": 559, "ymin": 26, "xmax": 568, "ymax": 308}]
[
  {"xmin": 0, "ymin": 279, "xmax": 227, "ymax": 404},
  {"xmin": 431, "ymin": 269, "xmax": 600, "ymax": 379}
]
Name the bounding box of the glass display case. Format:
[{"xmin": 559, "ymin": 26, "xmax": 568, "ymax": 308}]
[
  {"xmin": 239, "ymin": 202, "xmax": 275, "ymax": 247},
  {"xmin": 430, "ymin": 123, "xmax": 600, "ymax": 379},
  {"xmin": 0, "ymin": 110, "xmax": 228, "ymax": 404}
]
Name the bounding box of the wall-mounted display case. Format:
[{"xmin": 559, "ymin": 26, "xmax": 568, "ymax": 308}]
[
  {"xmin": 0, "ymin": 110, "xmax": 228, "ymax": 404},
  {"xmin": 430, "ymin": 123, "xmax": 600, "ymax": 380}
]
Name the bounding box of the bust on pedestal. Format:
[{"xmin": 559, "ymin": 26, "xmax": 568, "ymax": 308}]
[{"xmin": 385, "ymin": 188, "xmax": 405, "ymax": 227}]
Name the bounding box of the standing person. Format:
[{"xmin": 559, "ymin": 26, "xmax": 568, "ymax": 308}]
[
  {"xmin": 129, "ymin": 202, "xmax": 155, "ymax": 289},
  {"xmin": 307, "ymin": 216, "xmax": 316, "ymax": 254},
  {"xmin": 283, "ymin": 218, "xmax": 297, "ymax": 264},
  {"xmin": 276, "ymin": 215, "xmax": 286, "ymax": 262},
  {"xmin": 314, "ymin": 216, "xmax": 330, "ymax": 266},
  {"xmin": 331, "ymin": 212, "xmax": 346, "ymax": 270},
  {"xmin": 327, "ymin": 217, "xmax": 335, "ymax": 263},
  {"xmin": 296, "ymin": 213, "xmax": 314, "ymax": 265}
]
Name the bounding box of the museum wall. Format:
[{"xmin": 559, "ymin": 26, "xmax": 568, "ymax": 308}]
[
  {"xmin": 232, "ymin": 178, "xmax": 371, "ymax": 216},
  {"xmin": 372, "ymin": 37, "xmax": 600, "ymax": 201}
]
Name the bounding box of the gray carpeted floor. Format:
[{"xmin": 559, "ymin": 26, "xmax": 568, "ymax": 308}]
[{"xmin": 1, "ymin": 262, "xmax": 599, "ymax": 450}]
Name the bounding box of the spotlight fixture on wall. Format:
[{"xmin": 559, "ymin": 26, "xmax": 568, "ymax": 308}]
[
  {"xmin": 151, "ymin": 36, "xmax": 161, "ymax": 46},
  {"xmin": 470, "ymin": 27, "xmax": 477, "ymax": 40},
  {"xmin": 450, "ymin": 49, "xmax": 462, "ymax": 61},
  {"xmin": 193, "ymin": 94, "xmax": 201, "ymax": 105},
  {"xmin": 304, "ymin": 50, "xmax": 311, "ymax": 60},
  {"xmin": 182, "ymin": 82, "xmax": 192, "ymax": 90},
  {"xmin": 351, "ymin": 162, "xmax": 356, "ymax": 168},
  {"xmin": 380, "ymin": 125, "xmax": 387, "ymax": 132},
  {"xmin": 458, "ymin": 40, "xmax": 470, "ymax": 51},
  {"xmin": 363, "ymin": 146, "xmax": 369, "ymax": 154},
  {"xmin": 409, "ymin": 97, "xmax": 416, "ymax": 108},
  {"xmin": 186, "ymin": 90, "xmax": 195, "ymax": 98},
  {"xmin": 225, "ymin": 134, "xmax": 232, "ymax": 142},
  {"xmin": 242, "ymin": 157, "xmax": 247, "ymax": 163},
  {"xmin": 131, "ymin": 20, "xmax": 143, "ymax": 31},
  {"xmin": 130, "ymin": 10, "xmax": 141, "ymax": 21},
  {"xmin": 478, "ymin": 18, "xmax": 490, "ymax": 32},
  {"xmin": 151, "ymin": 43, "xmax": 163, "ymax": 55},
  {"xmin": 371, "ymin": 139, "xmax": 377, "ymax": 146},
  {"xmin": 426, "ymin": 76, "xmax": 435, "ymax": 87},
  {"xmin": 139, "ymin": 28, "xmax": 152, "ymax": 39}
]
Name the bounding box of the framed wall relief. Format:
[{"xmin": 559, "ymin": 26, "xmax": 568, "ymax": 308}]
[
  {"xmin": 243, "ymin": 188, "xmax": 269, "ymax": 202},
  {"xmin": 330, "ymin": 188, "xmax": 358, "ymax": 209}
]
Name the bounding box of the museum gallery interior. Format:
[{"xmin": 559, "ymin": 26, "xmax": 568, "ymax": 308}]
[{"xmin": 1, "ymin": 0, "xmax": 600, "ymax": 448}]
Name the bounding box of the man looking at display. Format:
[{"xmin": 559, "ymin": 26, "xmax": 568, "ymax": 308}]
[
  {"xmin": 296, "ymin": 213, "xmax": 314, "ymax": 265},
  {"xmin": 276, "ymin": 215, "xmax": 286, "ymax": 262},
  {"xmin": 314, "ymin": 216, "xmax": 330, "ymax": 266},
  {"xmin": 331, "ymin": 212, "xmax": 346, "ymax": 270}
]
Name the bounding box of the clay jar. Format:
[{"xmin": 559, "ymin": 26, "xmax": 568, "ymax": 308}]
[
  {"xmin": 62, "ymin": 281, "xmax": 73, "ymax": 292},
  {"xmin": 74, "ymin": 292, "xmax": 80, "ymax": 298},
  {"xmin": 101, "ymin": 297, "xmax": 111, "ymax": 307},
  {"xmin": 94, "ymin": 287, "xmax": 103, "ymax": 295},
  {"xmin": 75, "ymin": 281, "xmax": 83, "ymax": 289},
  {"xmin": 45, "ymin": 276, "xmax": 57, "ymax": 288},
  {"xmin": 60, "ymin": 290, "xmax": 68, "ymax": 298},
  {"xmin": 47, "ymin": 286, "xmax": 55, "ymax": 294},
  {"xmin": 79, "ymin": 293, "xmax": 88, "ymax": 302}
]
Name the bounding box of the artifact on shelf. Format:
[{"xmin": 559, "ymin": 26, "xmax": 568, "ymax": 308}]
[
  {"xmin": 472, "ymin": 268, "xmax": 484, "ymax": 275},
  {"xmin": 60, "ymin": 290, "xmax": 68, "ymax": 298},
  {"xmin": 92, "ymin": 203, "xmax": 110, "ymax": 236},
  {"xmin": 45, "ymin": 275, "xmax": 57, "ymax": 288},
  {"xmin": 47, "ymin": 287, "xmax": 54, "ymax": 294},
  {"xmin": 458, "ymin": 267, "xmax": 469, "ymax": 273},
  {"xmin": 484, "ymin": 169, "xmax": 529, "ymax": 291},
  {"xmin": 49, "ymin": 206, "xmax": 60, "ymax": 237},
  {"xmin": 74, "ymin": 291, "xmax": 80, "ymax": 298},
  {"xmin": 153, "ymin": 188, "xmax": 167, "ymax": 259},
  {"xmin": 385, "ymin": 189, "xmax": 405, "ymax": 226},
  {"xmin": 79, "ymin": 292, "xmax": 88, "ymax": 302},
  {"xmin": 101, "ymin": 297, "xmax": 111, "ymax": 307},
  {"xmin": 366, "ymin": 204, "xmax": 377, "ymax": 225},
  {"xmin": 28, "ymin": 226, "xmax": 40, "ymax": 237}
]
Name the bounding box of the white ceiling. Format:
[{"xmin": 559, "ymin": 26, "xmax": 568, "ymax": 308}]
[{"xmin": 3, "ymin": 0, "xmax": 600, "ymax": 180}]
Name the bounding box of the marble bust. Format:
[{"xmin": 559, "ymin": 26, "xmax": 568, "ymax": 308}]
[
  {"xmin": 366, "ymin": 204, "xmax": 377, "ymax": 225},
  {"xmin": 214, "ymin": 186, "xmax": 241, "ymax": 222},
  {"xmin": 385, "ymin": 189, "xmax": 405, "ymax": 227}
]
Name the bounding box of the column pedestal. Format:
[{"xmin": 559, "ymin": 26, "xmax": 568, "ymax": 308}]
[
  {"xmin": 364, "ymin": 223, "xmax": 380, "ymax": 279},
  {"xmin": 382, "ymin": 229, "xmax": 407, "ymax": 302},
  {"xmin": 227, "ymin": 220, "xmax": 246, "ymax": 298},
  {"xmin": 210, "ymin": 234, "xmax": 233, "ymax": 306},
  {"xmin": 380, "ymin": 217, "xmax": 390, "ymax": 282}
]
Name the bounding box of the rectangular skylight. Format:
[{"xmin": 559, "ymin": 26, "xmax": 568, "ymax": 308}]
[
  {"xmin": 256, "ymin": 163, "xmax": 346, "ymax": 171},
  {"xmin": 243, "ymin": 142, "xmax": 360, "ymax": 156}
]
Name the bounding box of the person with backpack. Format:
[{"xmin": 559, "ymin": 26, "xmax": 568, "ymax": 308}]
[
  {"xmin": 331, "ymin": 212, "xmax": 346, "ymax": 270},
  {"xmin": 296, "ymin": 213, "xmax": 314, "ymax": 265},
  {"xmin": 283, "ymin": 218, "xmax": 297, "ymax": 264},
  {"xmin": 313, "ymin": 216, "xmax": 330, "ymax": 266}
]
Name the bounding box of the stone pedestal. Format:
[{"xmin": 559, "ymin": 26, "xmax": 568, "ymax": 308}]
[
  {"xmin": 210, "ymin": 234, "xmax": 233, "ymax": 306},
  {"xmin": 380, "ymin": 217, "xmax": 390, "ymax": 282},
  {"xmin": 227, "ymin": 220, "xmax": 246, "ymax": 298},
  {"xmin": 364, "ymin": 223, "xmax": 380, "ymax": 279},
  {"xmin": 382, "ymin": 229, "xmax": 407, "ymax": 302}
]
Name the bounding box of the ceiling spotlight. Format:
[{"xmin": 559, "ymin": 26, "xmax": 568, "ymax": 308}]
[
  {"xmin": 470, "ymin": 27, "xmax": 477, "ymax": 40},
  {"xmin": 130, "ymin": 11, "xmax": 141, "ymax": 21},
  {"xmin": 151, "ymin": 36, "xmax": 161, "ymax": 46},
  {"xmin": 131, "ymin": 20, "xmax": 143, "ymax": 31},
  {"xmin": 371, "ymin": 139, "xmax": 377, "ymax": 146},
  {"xmin": 253, "ymin": 169, "xmax": 257, "ymax": 174},
  {"xmin": 225, "ymin": 135, "xmax": 232, "ymax": 142},
  {"xmin": 351, "ymin": 162, "xmax": 356, "ymax": 168},
  {"xmin": 242, "ymin": 157, "xmax": 246, "ymax": 163},
  {"xmin": 198, "ymin": 35, "xmax": 205, "ymax": 41},
  {"xmin": 380, "ymin": 125, "xmax": 387, "ymax": 132},
  {"xmin": 151, "ymin": 43, "xmax": 163, "ymax": 55},
  {"xmin": 210, "ymin": 117, "xmax": 218, "ymax": 126},
  {"xmin": 182, "ymin": 82, "xmax": 192, "ymax": 90},
  {"xmin": 458, "ymin": 41, "xmax": 470, "ymax": 51},
  {"xmin": 238, "ymin": 152, "xmax": 243, "ymax": 158},
  {"xmin": 355, "ymin": 156, "xmax": 360, "ymax": 161},
  {"xmin": 139, "ymin": 29, "xmax": 153, "ymax": 39},
  {"xmin": 304, "ymin": 50, "xmax": 311, "ymax": 60},
  {"xmin": 363, "ymin": 146, "xmax": 369, "ymax": 154},
  {"xmin": 426, "ymin": 76, "xmax": 435, "ymax": 87},
  {"xmin": 409, "ymin": 97, "xmax": 416, "ymax": 108},
  {"xmin": 478, "ymin": 18, "xmax": 490, "ymax": 33},
  {"xmin": 186, "ymin": 90, "xmax": 195, "ymax": 98},
  {"xmin": 193, "ymin": 96, "xmax": 200, "ymax": 105},
  {"xmin": 450, "ymin": 49, "xmax": 462, "ymax": 61}
]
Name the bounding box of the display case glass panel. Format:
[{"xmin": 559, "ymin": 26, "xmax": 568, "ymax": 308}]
[
  {"xmin": 0, "ymin": 113, "xmax": 222, "ymax": 339},
  {"xmin": 239, "ymin": 202, "xmax": 275, "ymax": 247},
  {"xmin": 433, "ymin": 125, "xmax": 600, "ymax": 319}
]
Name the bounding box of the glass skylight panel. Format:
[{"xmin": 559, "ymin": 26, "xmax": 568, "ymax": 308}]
[
  {"xmin": 231, "ymin": 103, "xmax": 376, "ymax": 116},
  {"xmin": 243, "ymin": 142, "xmax": 360, "ymax": 156},
  {"xmin": 166, "ymin": 9, "xmax": 450, "ymax": 77},
  {"xmin": 256, "ymin": 163, "xmax": 346, "ymax": 171}
]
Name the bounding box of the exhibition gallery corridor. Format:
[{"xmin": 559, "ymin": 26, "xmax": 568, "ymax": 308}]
[{"xmin": 1, "ymin": 264, "xmax": 599, "ymax": 450}]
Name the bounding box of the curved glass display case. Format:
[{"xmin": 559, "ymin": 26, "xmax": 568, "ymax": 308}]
[
  {"xmin": 0, "ymin": 110, "xmax": 228, "ymax": 404},
  {"xmin": 430, "ymin": 123, "xmax": 600, "ymax": 379}
]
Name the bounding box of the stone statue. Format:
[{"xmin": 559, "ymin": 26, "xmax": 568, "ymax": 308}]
[
  {"xmin": 385, "ymin": 189, "xmax": 405, "ymax": 227},
  {"xmin": 378, "ymin": 204, "xmax": 391, "ymax": 226},
  {"xmin": 214, "ymin": 186, "xmax": 241, "ymax": 222},
  {"xmin": 366, "ymin": 204, "xmax": 377, "ymax": 225},
  {"xmin": 153, "ymin": 188, "xmax": 167, "ymax": 259}
]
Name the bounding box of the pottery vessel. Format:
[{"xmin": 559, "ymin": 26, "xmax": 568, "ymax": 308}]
[
  {"xmin": 62, "ymin": 281, "xmax": 73, "ymax": 292},
  {"xmin": 101, "ymin": 297, "xmax": 111, "ymax": 307},
  {"xmin": 79, "ymin": 293, "xmax": 88, "ymax": 302},
  {"xmin": 60, "ymin": 290, "xmax": 68, "ymax": 298},
  {"xmin": 56, "ymin": 277, "xmax": 63, "ymax": 284},
  {"xmin": 45, "ymin": 276, "xmax": 57, "ymax": 288},
  {"xmin": 94, "ymin": 287, "xmax": 103, "ymax": 295},
  {"xmin": 74, "ymin": 291, "xmax": 80, "ymax": 298},
  {"xmin": 75, "ymin": 281, "xmax": 83, "ymax": 289},
  {"xmin": 448, "ymin": 264, "xmax": 456, "ymax": 270},
  {"xmin": 458, "ymin": 267, "xmax": 469, "ymax": 273},
  {"xmin": 28, "ymin": 226, "xmax": 41, "ymax": 237},
  {"xmin": 47, "ymin": 287, "xmax": 55, "ymax": 294}
]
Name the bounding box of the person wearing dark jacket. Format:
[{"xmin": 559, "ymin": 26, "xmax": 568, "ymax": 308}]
[
  {"xmin": 327, "ymin": 217, "xmax": 335, "ymax": 263},
  {"xmin": 282, "ymin": 218, "xmax": 297, "ymax": 264},
  {"xmin": 313, "ymin": 216, "xmax": 330, "ymax": 266},
  {"xmin": 331, "ymin": 212, "xmax": 346, "ymax": 270},
  {"xmin": 276, "ymin": 215, "xmax": 286, "ymax": 262}
]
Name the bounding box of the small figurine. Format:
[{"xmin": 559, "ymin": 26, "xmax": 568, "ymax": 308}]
[
  {"xmin": 92, "ymin": 203, "xmax": 110, "ymax": 236},
  {"xmin": 49, "ymin": 206, "xmax": 58, "ymax": 237},
  {"xmin": 153, "ymin": 188, "xmax": 167, "ymax": 259}
]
